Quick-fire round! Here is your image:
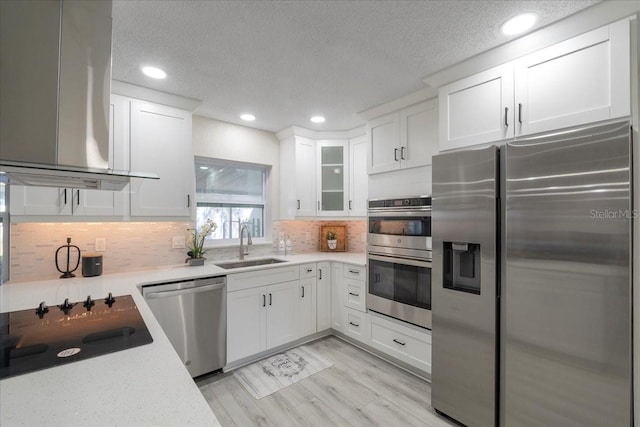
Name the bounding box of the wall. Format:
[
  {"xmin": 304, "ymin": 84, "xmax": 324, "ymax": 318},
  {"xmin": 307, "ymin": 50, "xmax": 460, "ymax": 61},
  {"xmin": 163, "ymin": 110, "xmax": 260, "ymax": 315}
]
[
  {"xmin": 192, "ymin": 115, "xmax": 281, "ymax": 228},
  {"xmin": 272, "ymin": 220, "xmax": 366, "ymax": 254}
]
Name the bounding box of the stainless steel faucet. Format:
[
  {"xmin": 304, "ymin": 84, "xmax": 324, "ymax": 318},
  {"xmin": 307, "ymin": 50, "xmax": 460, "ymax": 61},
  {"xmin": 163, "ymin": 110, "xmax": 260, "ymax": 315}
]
[{"xmin": 239, "ymin": 224, "xmax": 253, "ymax": 260}]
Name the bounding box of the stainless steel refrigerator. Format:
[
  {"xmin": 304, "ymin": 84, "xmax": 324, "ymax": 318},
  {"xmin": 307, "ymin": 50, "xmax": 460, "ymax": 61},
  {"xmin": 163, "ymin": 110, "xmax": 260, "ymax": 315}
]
[{"xmin": 431, "ymin": 120, "xmax": 633, "ymax": 427}]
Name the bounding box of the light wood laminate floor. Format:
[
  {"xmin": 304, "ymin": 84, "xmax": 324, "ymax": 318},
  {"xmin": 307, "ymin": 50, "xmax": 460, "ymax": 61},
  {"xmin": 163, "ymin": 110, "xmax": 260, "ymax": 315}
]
[{"xmin": 197, "ymin": 336, "xmax": 457, "ymax": 427}]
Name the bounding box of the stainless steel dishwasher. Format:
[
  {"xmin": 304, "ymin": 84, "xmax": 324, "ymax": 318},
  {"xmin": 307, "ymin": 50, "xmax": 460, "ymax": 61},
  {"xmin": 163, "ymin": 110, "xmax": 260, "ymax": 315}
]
[{"xmin": 142, "ymin": 276, "xmax": 226, "ymax": 377}]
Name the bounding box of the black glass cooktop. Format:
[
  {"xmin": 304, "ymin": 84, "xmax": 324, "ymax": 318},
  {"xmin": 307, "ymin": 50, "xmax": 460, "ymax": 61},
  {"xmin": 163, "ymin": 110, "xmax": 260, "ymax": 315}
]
[{"xmin": 0, "ymin": 294, "xmax": 153, "ymax": 379}]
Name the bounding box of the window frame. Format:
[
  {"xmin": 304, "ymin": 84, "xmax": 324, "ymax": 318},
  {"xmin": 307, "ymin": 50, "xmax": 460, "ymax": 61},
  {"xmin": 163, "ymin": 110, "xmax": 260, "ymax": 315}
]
[{"xmin": 194, "ymin": 157, "xmax": 271, "ymax": 247}]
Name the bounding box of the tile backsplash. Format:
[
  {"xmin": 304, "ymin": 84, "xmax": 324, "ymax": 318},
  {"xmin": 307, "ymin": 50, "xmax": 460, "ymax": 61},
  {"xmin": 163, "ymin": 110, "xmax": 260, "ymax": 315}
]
[
  {"xmin": 9, "ymin": 220, "xmax": 366, "ymax": 283},
  {"xmin": 271, "ymin": 220, "xmax": 366, "ymax": 254}
]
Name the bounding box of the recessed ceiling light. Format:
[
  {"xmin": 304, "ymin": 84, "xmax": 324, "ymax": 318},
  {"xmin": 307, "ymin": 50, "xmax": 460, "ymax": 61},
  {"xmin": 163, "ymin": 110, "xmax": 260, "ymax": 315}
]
[
  {"xmin": 199, "ymin": 166, "xmax": 209, "ymax": 170},
  {"xmin": 501, "ymin": 13, "xmax": 537, "ymax": 36},
  {"xmin": 240, "ymin": 113, "xmax": 256, "ymax": 121},
  {"xmin": 310, "ymin": 116, "xmax": 326, "ymax": 124},
  {"xmin": 141, "ymin": 66, "xmax": 167, "ymax": 79}
]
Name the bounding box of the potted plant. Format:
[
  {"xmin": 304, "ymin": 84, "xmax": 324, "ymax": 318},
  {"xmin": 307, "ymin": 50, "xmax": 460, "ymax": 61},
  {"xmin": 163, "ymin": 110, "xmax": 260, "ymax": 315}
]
[
  {"xmin": 186, "ymin": 219, "xmax": 217, "ymax": 266},
  {"xmin": 325, "ymin": 230, "xmax": 337, "ymax": 250}
]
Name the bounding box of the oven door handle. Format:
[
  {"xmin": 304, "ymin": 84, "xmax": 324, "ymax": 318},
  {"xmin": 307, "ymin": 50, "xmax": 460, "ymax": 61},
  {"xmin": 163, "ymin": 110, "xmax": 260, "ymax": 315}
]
[
  {"xmin": 368, "ymin": 208, "xmax": 431, "ymax": 218},
  {"xmin": 367, "ymin": 253, "xmax": 431, "ymax": 268}
]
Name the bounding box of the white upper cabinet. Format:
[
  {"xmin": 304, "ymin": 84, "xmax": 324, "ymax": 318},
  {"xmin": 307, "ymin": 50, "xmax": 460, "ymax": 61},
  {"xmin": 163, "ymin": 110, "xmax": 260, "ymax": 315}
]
[
  {"xmin": 514, "ymin": 20, "xmax": 630, "ymax": 136},
  {"xmin": 130, "ymin": 100, "xmax": 193, "ymax": 217},
  {"xmin": 367, "ymin": 112, "xmax": 400, "ymax": 174},
  {"xmin": 280, "ymin": 135, "xmax": 316, "ymax": 218},
  {"xmin": 400, "ymin": 100, "xmax": 439, "ymax": 169},
  {"xmin": 439, "ymin": 19, "xmax": 631, "ymax": 151},
  {"xmin": 316, "ymin": 139, "xmax": 349, "ymax": 216},
  {"xmin": 439, "ymin": 63, "xmax": 514, "ymax": 151},
  {"xmin": 349, "ymin": 135, "xmax": 368, "ymax": 217},
  {"xmin": 367, "ymin": 99, "xmax": 438, "ymax": 174}
]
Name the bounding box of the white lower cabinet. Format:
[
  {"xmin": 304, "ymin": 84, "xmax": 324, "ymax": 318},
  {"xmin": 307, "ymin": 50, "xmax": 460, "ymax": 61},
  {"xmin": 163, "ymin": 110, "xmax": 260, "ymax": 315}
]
[
  {"xmin": 369, "ymin": 313, "xmax": 432, "ymax": 374},
  {"xmin": 331, "ymin": 262, "xmax": 345, "ymax": 332},
  {"xmin": 298, "ymin": 277, "xmax": 317, "ymax": 338},
  {"xmin": 316, "ymin": 262, "xmax": 331, "ymax": 331},
  {"xmin": 343, "ymin": 307, "xmax": 370, "ymax": 344}
]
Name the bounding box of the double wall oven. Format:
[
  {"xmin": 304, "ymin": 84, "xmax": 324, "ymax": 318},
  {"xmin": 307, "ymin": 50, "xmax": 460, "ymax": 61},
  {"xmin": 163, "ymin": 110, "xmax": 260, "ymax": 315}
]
[{"xmin": 367, "ymin": 196, "xmax": 432, "ymax": 329}]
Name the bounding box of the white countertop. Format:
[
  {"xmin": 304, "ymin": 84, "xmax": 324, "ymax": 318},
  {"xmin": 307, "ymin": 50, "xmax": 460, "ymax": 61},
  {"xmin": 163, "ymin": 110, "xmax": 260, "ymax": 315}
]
[{"xmin": 0, "ymin": 252, "xmax": 365, "ymax": 427}]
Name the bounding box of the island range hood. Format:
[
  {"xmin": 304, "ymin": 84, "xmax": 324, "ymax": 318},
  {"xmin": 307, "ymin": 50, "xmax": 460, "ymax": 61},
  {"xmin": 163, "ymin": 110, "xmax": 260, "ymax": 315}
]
[{"xmin": 0, "ymin": 0, "xmax": 158, "ymax": 191}]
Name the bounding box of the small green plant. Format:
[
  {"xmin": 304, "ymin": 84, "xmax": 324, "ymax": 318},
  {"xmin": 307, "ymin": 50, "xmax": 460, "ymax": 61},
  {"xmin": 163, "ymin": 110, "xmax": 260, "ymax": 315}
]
[
  {"xmin": 325, "ymin": 230, "xmax": 337, "ymax": 241},
  {"xmin": 186, "ymin": 219, "xmax": 217, "ymax": 259}
]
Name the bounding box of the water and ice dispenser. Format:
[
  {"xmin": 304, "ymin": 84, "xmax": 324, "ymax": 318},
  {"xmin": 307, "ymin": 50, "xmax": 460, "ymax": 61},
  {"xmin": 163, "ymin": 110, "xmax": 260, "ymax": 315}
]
[{"xmin": 443, "ymin": 242, "xmax": 481, "ymax": 294}]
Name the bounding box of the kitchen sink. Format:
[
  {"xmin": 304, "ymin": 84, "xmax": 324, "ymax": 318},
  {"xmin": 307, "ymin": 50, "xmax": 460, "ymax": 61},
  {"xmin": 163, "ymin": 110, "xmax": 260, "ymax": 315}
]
[{"xmin": 214, "ymin": 258, "xmax": 288, "ymax": 269}]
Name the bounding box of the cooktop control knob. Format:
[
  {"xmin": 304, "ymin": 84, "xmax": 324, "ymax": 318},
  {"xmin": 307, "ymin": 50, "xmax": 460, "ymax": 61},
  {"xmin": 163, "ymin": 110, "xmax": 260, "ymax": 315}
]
[
  {"xmin": 35, "ymin": 301, "xmax": 49, "ymax": 318},
  {"xmin": 58, "ymin": 298, "xmax": 76, "ymax": 315},
  {"xmin": 105, "ymin": 292, "xmax": 116, "ymax": 307},
  {"xmin": 83, "ymin": 296, "xmax": 95, "ymax": 310}
]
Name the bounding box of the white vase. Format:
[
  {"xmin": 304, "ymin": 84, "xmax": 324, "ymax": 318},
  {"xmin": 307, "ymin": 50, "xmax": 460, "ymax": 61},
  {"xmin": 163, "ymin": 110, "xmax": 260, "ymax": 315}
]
[{"xmin": 327, "ymin": 240, "xmax": 337, "ymax": 250}]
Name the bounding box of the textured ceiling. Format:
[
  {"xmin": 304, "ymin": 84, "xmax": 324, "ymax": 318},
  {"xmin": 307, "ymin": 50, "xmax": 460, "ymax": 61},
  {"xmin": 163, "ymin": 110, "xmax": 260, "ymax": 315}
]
[{"xmin": 112, "ymin": 0, "xmax": 599, "ymax": 133}]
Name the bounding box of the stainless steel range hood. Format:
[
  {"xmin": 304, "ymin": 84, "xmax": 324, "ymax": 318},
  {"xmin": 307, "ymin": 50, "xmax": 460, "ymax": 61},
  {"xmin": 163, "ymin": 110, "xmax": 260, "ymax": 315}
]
[{"xmin": 0, "ymin": 0, "xmax": 158, "ymax": 190}]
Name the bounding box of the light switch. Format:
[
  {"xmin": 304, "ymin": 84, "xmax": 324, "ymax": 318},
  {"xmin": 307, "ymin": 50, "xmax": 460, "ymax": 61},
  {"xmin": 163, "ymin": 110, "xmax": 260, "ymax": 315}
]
[
  {"xmin": 172, "ymin": 236, "xmax": 186, "ymax": 249},
  {"xmin": 95, "ymin": 238, "xmax": 106, "ymax": 252}
]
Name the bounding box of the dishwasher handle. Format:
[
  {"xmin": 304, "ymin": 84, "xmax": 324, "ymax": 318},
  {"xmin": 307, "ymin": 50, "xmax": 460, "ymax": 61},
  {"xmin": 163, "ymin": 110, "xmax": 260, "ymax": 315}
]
[{"xmin": 145, "ymin": 282, "xmax": 225, "ymax": 300}]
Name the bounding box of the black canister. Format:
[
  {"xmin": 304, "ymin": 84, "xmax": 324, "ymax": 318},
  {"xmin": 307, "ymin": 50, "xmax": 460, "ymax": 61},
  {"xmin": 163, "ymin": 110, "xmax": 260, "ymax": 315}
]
[{"xmin": 82, "ymin": 254, "xmax": 103, "ymax": 277}]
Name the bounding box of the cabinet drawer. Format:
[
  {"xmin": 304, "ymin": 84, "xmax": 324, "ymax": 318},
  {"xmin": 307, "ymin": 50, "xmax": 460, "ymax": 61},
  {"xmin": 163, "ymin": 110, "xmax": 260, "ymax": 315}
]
[
  {"xmin": 227, "ymin": 266, "xmax": 300, "ymax": 292},
  {"xmin": 344, "ymin": 307, "xmax": 370, "ymax": 343},
  {"xmin": 344, "ymin": 279, "xmax": 366, "ymax": 312},
  {"xmin": 299, "ymin": 263, "xmax": 317, "ymax": 279},
  {"xmin": 369, "ymin": 314, "xmax": 431, "ymax": 373},
  {"xmin": 344, "ymin": 264, "xmax": 365, "ymax": 280}
]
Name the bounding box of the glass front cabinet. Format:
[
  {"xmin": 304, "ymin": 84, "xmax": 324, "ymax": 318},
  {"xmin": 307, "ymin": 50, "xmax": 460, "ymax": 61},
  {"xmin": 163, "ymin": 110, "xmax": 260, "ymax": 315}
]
[{"xmin": 316, "ymin": 140, "xmax": 349, "ymax": 216}]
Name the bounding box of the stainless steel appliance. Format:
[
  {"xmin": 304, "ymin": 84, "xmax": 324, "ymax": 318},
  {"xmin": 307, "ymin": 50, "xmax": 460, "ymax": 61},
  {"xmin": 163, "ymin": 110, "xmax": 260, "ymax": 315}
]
[
  {"xmin": 431, "ymin": 120, "xmax": 633, "ymax": 426},
  {"xmin": 143, "ymin": 276, "xmax": 226, "ymax": 377},
  {"xmin": 0, "ymin": 294, "xmax": 153, "ymax": 379},
  {"xmin": 367, "ymin": 196, "xmax": 432, "ymax": 329},
  {"xmin": 0, "ymin": 0, "xmax": 158, "ymax": 190}
]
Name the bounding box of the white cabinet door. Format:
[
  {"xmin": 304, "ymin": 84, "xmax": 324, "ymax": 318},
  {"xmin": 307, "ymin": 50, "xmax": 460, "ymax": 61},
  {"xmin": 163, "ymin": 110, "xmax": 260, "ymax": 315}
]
[
  {"xmin": 265, "ymin": 280, "xmax": 298, "ymax": 349},
  {"xmin": 294, "ymin": 136, "xmax": 316, "ymax": 217},
  {"xmin": 316, "ymin": 139, "xmax": 349, "ymax": 216},
  {"xmin": 10, "ymin": 186, "xmax": 71, "ymax": 216},
  {"xmin": 331, "ymin": 262, "xmax": 345, "ymax": 332},
  {"xmin": 400, "ymin": 99, "xmax": 438, "ymax": 168},
  {"xmin": 515, "ymin": 20, "xmax": 630, "ymax": 136},
  {"xmin": 439, "ymin": 62, "xmax": 514, "ymax": 151},
  {"xmin": 297, "ymin": 277, "xmax": 317, "ymax": 338},
  {"xmin": 367, "ymin": 112, "xmax": 400, "ymax": 174},
  {"xmin": 349, "ymin": 135, "xmax": 368, "ymax": 217},
  {"xmin": 316, "ymin": 262, "xmax": 331, "ymax": 331},
  {"xmin": 227, "ymin": 287, "xmax": 266, "ymax": 363},
  {"xmin": 130, "ymin": 101, "xmax": 193, "ymax": 217}
]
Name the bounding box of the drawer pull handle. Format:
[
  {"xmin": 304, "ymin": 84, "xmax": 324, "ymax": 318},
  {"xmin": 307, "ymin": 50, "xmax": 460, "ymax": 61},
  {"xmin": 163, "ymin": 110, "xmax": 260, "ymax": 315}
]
[
  {"xmin": 269, "ymin": 293, "xmax": 272, "ymax": 306},
  {"xmin": 349, "ymin": 321, "xmax": 360, "ymax": 327},
  {"xmin": 262, "ymin": 295, "xmax": 266, "ymax": 307},
  {"xmin": 319, "ymin": 269, "xmax": 322, "ymax": 280},
  {"xmin": 348, "ymin": 269, "xmax": 360, "ymax": 275},
  {"xmin": 518, "ymin": 103, "xmax": 522, "ymax": 124},
  {"xmin": 349, "ymin": 292, "xmax": 359, "ymax": 297},
  {"xmin": 394, "ymin": 148, "xmax": 399, "ymax": 161},
  {"xmin": 301, "ymin": 286, "xmax": 305, "ymax": 298},
  {"xmin": 306, "ymin": 268, "xmax": 313, "ymax": 273},
  {"xmin": 393, "ymin": 338, "xmax": 406, "ymax": 346},
  {"xmin": 297, "ymin": 199, "xmax": 301, "ymax": 210}
]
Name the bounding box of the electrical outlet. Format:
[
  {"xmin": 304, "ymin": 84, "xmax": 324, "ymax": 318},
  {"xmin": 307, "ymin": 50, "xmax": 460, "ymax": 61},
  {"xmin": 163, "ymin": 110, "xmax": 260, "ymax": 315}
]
[
  {"xmin": 95, "ymin": 237, "xmax": 106, "ymax": 252},
  {"xmin": 172, "ymin": 236, "xmax": 186, "ymax": 249}
]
